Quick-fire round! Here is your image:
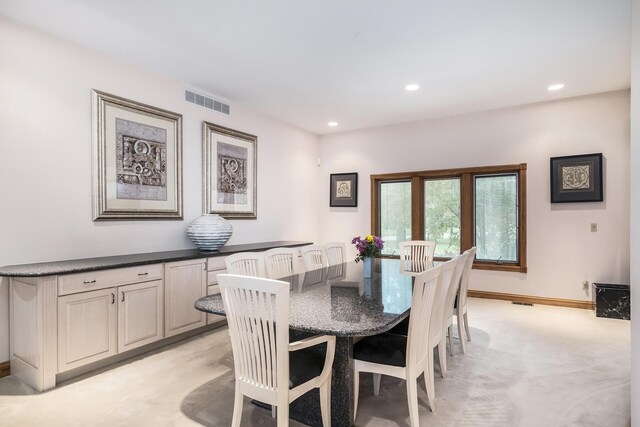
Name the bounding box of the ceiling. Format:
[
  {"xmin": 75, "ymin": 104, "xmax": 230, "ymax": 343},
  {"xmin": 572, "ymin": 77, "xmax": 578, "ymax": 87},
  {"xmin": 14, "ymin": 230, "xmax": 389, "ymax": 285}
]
[{"xmin": 0, "ymin": 0, "xmax": 631, "ymax": 135}]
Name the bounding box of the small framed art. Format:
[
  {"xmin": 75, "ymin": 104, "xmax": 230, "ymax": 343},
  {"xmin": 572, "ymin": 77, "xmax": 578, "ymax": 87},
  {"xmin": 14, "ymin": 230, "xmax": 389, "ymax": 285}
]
[
  {"xmin": 550, "ymin": 153, "xmax": 603, "ymax": 203},
  {"xmin": 93, "ymin": 90, "xmax": 183, "ymax": 220},
  {"xmin": 203, "ymin": 122, "xmax": 257, "ymax": 219},
  {"xmin": 330, "ymin": 173, "xmax": 358, "ymax": 207}
]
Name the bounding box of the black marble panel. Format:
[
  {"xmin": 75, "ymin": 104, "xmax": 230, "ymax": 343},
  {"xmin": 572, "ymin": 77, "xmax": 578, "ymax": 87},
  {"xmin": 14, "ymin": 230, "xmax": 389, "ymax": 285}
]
[
  {"xmin": 0, "ymin": 241, "xmax": 311, "ymax": 277},
  {"xmin": 592, "ymin": 283, "xmax": 630, "ymax": 320}
]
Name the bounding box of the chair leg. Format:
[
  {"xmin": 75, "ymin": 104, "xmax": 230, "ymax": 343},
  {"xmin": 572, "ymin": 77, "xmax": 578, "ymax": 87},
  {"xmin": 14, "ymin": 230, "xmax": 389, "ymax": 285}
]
[
  {"xmin": 320, "ymin": 373, "xmax": 331, "ymax": 427},
  {"xmin": 276, "ymin": 400, "xmax": 289, "ymax": 427},
  {"xmin": 271, "ymin": 406, "xmax": 277, "ymax": 418},
  {"xmin": 464, "ymin": 311, "xmax": 471, "ymax": 341},
  {"xmin": 373, "ymin": 373, "xmax": 381, "ymax": 396},
  {"xmin": 353, "ymin": 370, "xmax": 360, "ymax": 423},
  {"xmin": 448, "ymin": 325, "xmax": 454, "ymax": 356},
  {"xmin": 457, "ymin": 312, "xmax": 466, "ymax": 354},
  {"xmin": 438, "ymin": 339, "xmax": 447, "ymax": 378},
  {"xmin": 406, "ymin": 377, "xmax": 420, "ymax": 427},
  {"xmin": 426, "ymin": 349, "xmax": 436, "ymax": 412},
  {"xmin": 231, "ymin": 389, "xmax": 243, "ymax": 427}
]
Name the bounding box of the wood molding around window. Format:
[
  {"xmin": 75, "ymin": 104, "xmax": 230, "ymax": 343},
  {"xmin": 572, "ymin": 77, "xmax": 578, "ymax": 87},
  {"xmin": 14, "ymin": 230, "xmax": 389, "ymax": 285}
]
[{"xmin": 371, "ymin": 163, "xmax": 527, "ymax": 273}]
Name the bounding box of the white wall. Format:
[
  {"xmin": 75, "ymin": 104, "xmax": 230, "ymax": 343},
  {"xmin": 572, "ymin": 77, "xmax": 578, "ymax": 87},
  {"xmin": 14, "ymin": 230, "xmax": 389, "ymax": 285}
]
[
  {"xmin": 319, "ymin": 91, "xmax": 630, "ymax": 302},
  {"xmin": 630, "ymin": 0, "xmax": 639, "ymax": 424},
  {"xmin": 0, "ymin": 18, "xmax": 321, "ymax": 361}
]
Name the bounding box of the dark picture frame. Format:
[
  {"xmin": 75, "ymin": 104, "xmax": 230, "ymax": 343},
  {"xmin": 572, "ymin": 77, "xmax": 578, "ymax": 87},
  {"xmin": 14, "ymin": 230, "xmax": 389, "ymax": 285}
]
[
  {"xmin": 550, "ymin": 153, "xmax": 603, "ymax": 203},
  {"xmin": 330, "ymin": 173, "xmax": 358, "ymax": 207}
]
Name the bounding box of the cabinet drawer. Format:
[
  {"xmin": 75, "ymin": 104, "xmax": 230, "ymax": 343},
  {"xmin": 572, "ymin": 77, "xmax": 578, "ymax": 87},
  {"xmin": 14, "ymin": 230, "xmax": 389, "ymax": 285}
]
[
  {"xmin": 207, "ymin": 256, "xmax": 226, "ymax": 271},
  {"xmin": 207, "ymin": 269, "xmax": 227, "ymax": 286},
  {"xmin": 59, "ymin": 264, "xmax": 163, "ymax": 296},
  {"xmin": 207, "ymin": 284, "xmax": 220, "ymax": 296}
]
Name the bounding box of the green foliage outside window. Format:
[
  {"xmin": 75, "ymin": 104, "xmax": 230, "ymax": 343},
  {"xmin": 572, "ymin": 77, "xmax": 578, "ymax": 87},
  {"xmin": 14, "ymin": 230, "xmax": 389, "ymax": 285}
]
[
  {"xmin": 424, "ymin": 179, "xmax": 461, "ymax": 257},
  {"xmin": 379, "ymin": 181, "xmax": 411, "ymax": 256}
]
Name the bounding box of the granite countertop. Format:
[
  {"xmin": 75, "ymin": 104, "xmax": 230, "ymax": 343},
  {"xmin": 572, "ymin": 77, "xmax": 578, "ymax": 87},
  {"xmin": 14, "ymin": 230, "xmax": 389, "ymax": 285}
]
[
  {"xmin": 0, "ymin": 240, "xmax": 311, "ymax": 277},
  {"xmin": 195, "ymin": 258, "xmax": 415, "ymax": 337}
]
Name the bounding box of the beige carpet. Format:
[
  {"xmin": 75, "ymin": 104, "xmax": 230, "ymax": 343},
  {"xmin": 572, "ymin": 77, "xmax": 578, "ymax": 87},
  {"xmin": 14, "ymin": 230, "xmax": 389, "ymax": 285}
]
[{"xmin": 0, "ymin": 298, "xmax": 630, "ymax": 426}]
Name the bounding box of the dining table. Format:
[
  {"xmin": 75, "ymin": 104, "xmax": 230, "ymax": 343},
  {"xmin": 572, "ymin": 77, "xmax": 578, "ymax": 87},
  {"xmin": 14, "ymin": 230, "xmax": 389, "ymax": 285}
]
[{"xmin": 194, "ymin": 257, "xmax": 419, "ymax": 427}]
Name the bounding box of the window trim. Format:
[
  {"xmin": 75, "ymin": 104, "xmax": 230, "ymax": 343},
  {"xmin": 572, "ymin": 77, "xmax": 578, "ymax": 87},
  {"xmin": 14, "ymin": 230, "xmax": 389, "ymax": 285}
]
[{"xmin": 371, "ymin": 163, "xmax": 527, "ymax": 273}]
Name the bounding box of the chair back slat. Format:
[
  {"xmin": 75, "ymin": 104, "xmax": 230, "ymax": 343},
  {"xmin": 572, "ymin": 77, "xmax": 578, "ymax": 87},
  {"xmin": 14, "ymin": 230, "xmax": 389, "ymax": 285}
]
[
  {"xmin": 399, "ymin": 240, "xmax": 436, "ymax": 270},
  {"xmin": 264, "ymin": 248, "xmax": 300, "ymax": 279},
  {"xmin": 218, "ymin": 274, "xmax": 289, "ymax": 391},
  {"xmin": 300, "ymin": 245, "xmax": 327, "ymax": 271},
  {"xmin": 225, "ymin": 252, "xmax": 266, "ymax": 277},
  {"xmin": 459, "ymin": 247, "xmax": 477, "ymax": 307},
  {"xmin": 406, "ymin": 265, "xmax": 442, "ymax": 367},
  {"xmin": 325, "ymin": 242, "xmax": 347, "ymax": 266}
]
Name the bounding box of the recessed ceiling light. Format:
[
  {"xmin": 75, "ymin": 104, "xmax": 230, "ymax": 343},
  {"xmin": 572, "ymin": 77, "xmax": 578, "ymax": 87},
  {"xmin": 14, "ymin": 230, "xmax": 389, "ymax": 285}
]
[
  {"xmin": 328, "ymin": 121, "xmax": 338, "ymax": 127},
  {"xmin": 548, "ymin": 83, "xmax": 565, "ymax": 91},
  {"xmin": 405, "ymin": 84, "xmax": 420, "ymax": 91}
]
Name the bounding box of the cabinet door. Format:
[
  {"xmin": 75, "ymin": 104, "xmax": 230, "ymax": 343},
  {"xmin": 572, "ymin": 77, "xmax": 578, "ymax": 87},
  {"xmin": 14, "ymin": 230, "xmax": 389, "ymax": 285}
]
[
  {"xmin": 58, "ymin": 288, "xmax": 117, "ymax": 372},
  {"xmin": 164, "ymin": 259, "xmax": 207, "ymax": 337},
  {"xmin": 118, "ymin": 280, "xmax": 164, "ymax": 353}
]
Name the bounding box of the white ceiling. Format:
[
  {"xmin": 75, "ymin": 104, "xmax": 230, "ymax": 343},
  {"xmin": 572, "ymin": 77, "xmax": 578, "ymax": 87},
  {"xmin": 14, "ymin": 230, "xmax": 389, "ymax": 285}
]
[{"xmin": 0, "ymin": 0, "xmax": 631, "ymax": 135}]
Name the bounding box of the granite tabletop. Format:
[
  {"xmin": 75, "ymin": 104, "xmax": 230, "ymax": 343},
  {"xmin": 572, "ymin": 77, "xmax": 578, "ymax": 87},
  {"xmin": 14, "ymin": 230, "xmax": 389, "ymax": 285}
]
[
  {"xmin": 0, "ymin": 240, "xmax": 311, "ymax": 277},
  {"xmin": 195, "ymin": 258, "xmax": 415, "ymax": 337}
]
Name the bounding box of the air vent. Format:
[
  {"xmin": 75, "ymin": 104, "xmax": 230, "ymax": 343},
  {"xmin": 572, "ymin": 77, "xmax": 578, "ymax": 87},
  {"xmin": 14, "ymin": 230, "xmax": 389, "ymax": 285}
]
[
  {"xmin": 512, "ymin": 301, "xmax": 534, "ymax": 306},
  {"xmin": 185, "ymin": 90, "xmax": 230, "ymax": 115}
]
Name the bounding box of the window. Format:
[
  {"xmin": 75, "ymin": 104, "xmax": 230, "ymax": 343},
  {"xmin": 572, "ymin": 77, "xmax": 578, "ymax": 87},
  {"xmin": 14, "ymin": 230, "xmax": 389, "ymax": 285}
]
[
  {"xmin": 379, "ymin": 180, "xmax": 412, "ymax": 256},
  {"xmin": 372, "ymin": 164, "xmax": 527, "ymax": 272},
  {"xmin": 474, "ymin": 174, "xmax": 518, "ymax": 263},
  {"xmin": 424, "ymin": 178, "xmax": 461, "ymax": 257}
]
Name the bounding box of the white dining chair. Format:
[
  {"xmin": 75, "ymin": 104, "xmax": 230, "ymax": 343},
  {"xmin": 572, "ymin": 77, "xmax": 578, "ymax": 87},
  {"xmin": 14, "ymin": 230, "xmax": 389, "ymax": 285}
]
[
  {"xmin": 218, "ymin": 274, "xmax": 336, "ymax": 427},
  {"xmin": 324, "ymin": 242, "xmax": 347, "ymax": 266},
  {"xmin": 385, "ymin": 257, "xmax": 457, "ymax": 410},
  {"xmin": 353, "ymin": 264, "xmax": 443, "ymax": 426},
  {"xmin": 456, "ymin": 247, "xmax": 476, "ymax": 353},
  {"xmin": 224, "ymin": 252, "xmax": 266, "ymax": 277},
  {"xmin": 264, "ymin": 247, "xmax": 301, "ymax": 279},
  {"xmin": 425, "ymin": 258, "xmax": 457, "ymax": 400},
  {"xmin": 441, "ymin": 253, "xmax": 469, "ymax": 362},
  {"xmin": 399, "ymin": 240, "xmax": 437, "ymax": 270},
  {"xmin": 300, "ymin": 245, "xmax": 328, "ymax": 271}
]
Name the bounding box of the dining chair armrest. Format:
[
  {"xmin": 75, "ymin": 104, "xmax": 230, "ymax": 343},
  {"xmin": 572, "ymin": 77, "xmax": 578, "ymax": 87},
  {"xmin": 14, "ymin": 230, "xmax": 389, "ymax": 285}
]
[
  {"xmin": 289, "ymin": 334, "xmax": 336, "ymax": 352},
  {"xmin": 290, "ymin": 335, "xmax": 336, "ymax": 385}
]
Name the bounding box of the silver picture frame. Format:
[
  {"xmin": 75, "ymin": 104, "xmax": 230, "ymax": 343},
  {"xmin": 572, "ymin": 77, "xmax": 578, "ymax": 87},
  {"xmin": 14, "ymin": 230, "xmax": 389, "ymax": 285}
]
[
  {"xmin": 93, "ymin": 90, "xmax": 183, "ymax": 220},
  {"xmin": 203, "ymin": 122, "xmax": 257, "ymax": 219}
]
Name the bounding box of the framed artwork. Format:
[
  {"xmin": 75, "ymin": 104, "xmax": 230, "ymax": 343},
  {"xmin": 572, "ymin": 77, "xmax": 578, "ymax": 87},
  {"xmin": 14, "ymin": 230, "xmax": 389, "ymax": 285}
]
[
  {"xmin": 330, "ymin": 173, "xmax": 358, "ymax": 207},
  {"xmin": 93, "ymin": 90, "xmax": 183, "ymax": 220},
  {"xmin": 550, "ymin": 153, "xmax": 603, "ymax": 203},
  {"xmin": 203, "ymin": 122, "xmax": 257, "ymax": 219}
]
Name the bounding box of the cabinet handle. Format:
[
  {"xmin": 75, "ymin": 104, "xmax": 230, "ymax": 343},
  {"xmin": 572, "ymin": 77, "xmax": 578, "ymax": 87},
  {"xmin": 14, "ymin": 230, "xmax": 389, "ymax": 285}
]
[
  {"xmin": 111, "ymin": 293, "xmax": 115, "ymax": 304},
  {"xmin": 137, "ymin": 272, "xmax": 148, "ymax": 276},
  {"xmin": 83, "ymin": 280, "xmax": 97, "ymax": 285},
  {"xmin": 121, "ymin": 291, "xmax": 125, "ymax": 302}
]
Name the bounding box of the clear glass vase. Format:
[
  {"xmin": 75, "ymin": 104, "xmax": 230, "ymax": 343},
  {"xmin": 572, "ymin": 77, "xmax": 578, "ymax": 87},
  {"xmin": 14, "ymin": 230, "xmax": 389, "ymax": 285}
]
[{"xmin": 363, "ymin": 256, "xmax": 373, "ymax": 278}]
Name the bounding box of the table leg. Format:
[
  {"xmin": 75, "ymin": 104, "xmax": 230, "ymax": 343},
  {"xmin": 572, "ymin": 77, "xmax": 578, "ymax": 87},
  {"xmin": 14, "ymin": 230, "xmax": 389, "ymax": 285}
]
[
  {"xmin": 286, "ymin": 333, "xmax": 355, "ymax": 426},
  {"xmin": 330, "ymin": 336, "xmax": 355, "ymax": 426}
]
